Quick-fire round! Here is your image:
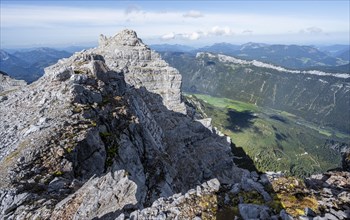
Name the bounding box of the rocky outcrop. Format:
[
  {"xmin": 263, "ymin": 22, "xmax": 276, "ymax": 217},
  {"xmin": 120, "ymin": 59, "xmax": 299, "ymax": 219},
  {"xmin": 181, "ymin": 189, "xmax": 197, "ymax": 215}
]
[
  {"xmin": 96, "ymin": 29, "xmax": 186, "ymax": 114},
  {"xmin": 0, "ymin": 71, "xmax": 26, "ymax": 93},
  {"xmin": 304, "ymin": 171, "xmax": 350, "ymax": 219},
  {"xmin": 0, "ymin": 30, "xmax": 243, "ymax": 219}
]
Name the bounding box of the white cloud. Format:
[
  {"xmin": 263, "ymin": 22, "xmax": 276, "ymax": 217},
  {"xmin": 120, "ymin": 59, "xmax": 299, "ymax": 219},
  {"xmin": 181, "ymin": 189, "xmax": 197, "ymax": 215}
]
[
  {"xmin": 209, "ymin": 26, "xmax": 233, "ymax": 36},
  {"xmin": 182, "ymin": 32, "xmax": 201, "ymax": 40},
  {"xmin": 183, "ymin": 10, "xmax": 203, "ymax": 18},
  {"xmin": 162, "ymin": 31, "xmax": 201, "ymax": 41},
  {"xmin": 161, "ymin": 32, "xmax": 175, "ymax": 40},
  {"xmin": 303, "ymin": 26, "xmax": 324, "ymax": 34}
]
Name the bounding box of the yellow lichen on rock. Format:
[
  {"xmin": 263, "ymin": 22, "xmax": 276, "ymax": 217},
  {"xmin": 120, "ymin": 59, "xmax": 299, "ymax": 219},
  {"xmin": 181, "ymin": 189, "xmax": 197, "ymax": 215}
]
[{"xmin": 271, "ymin": 176, "xmax": 319, "ymax": 217}]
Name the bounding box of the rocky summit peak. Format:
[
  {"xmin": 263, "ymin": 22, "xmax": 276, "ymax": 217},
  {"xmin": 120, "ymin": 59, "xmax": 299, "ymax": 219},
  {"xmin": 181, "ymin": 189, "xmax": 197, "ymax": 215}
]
[
  {"xmin": 99, "ymin": 29, "xmax": 145, "ymax": 48},
  {"xmin": 0, "ymin": 29, "xmax": 240, "ymax": 218},
  {"xmin": 95, "ymin": 29, "xmax": 186, "ymax": 113}
]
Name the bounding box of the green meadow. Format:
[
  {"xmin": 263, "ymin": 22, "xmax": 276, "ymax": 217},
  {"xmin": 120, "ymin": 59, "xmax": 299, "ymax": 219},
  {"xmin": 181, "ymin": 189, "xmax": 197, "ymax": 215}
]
[{"xmin": 186, "ymin": 93, "xmax": 349, "ymax": 177}]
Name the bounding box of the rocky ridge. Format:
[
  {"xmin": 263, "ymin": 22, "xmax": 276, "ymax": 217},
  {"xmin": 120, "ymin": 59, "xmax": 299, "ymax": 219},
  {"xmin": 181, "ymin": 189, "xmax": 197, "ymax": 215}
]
[
  {"xmin": 0, "ymin": 29, "xmax": 242, "ymax": 219},
  {"xmin": 0, "ymin": 30, "xmax": 349, "ymax": 220},
  {"xmin": 0, "ymin": 71, "xmax": 26, "ymax": 93}
]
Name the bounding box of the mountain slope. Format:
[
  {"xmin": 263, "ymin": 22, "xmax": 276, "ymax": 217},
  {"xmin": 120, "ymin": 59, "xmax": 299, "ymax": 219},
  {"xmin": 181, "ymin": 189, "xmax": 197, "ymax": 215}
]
[
  {"xmin": 196, "ymin": 43, "xmax": 349, "ymax": 69},
  {"xmin": 0, "ymin": 48, "xmax": 72, "ymax": 83},
  {"xmin": 196, "ymin": 42, "xmax": 241, "ymax": 54},
  {"xmin": 13, "ymin": 47, "xmax": 71, "ymax": 65},
  {"xmin": 336, "ymin": 49, "xmax": 350, "ymax": 61},
  {"xmin": 185, "ymin": 93, "xmax": 345, "ymax": 177},
  {"xmin": 162, "ymin": 52, "xmax": 350, "ymax": 133},
  {"xmin": 0, "ymin": 50, "xmax": 32, "ymax": 82},
  {"xmin": 318, "ymin": 44, "xmax": 349, "ymax": 57}
]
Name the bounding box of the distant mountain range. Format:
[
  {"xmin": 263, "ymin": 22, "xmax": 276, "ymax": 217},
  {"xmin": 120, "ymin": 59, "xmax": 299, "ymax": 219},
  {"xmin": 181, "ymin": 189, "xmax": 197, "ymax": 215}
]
[
  {"xmin": 335, "ymin": 49, "xmax": 350, "ymax": 61},
  {"xmin": 152, "ymin": 43, "xmax": 350, "ymax": 70},
  {"xmin": 1, "ymin": 43, "xmax": 349, "ymax": 83},
  {"xmin": 317, "ymin": 44, "xmax": 349, "ymax": 57},
  {"xmin": 0, "ymin": 48, "xmax": 71, "ymax": 82}
]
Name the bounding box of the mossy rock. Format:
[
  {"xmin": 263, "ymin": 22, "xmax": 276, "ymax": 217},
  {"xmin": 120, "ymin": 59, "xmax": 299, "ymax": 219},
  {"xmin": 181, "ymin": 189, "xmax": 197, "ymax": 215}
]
[{"xmin": 271, "ymin": 177, "xmax": 319, "ymax": 217}]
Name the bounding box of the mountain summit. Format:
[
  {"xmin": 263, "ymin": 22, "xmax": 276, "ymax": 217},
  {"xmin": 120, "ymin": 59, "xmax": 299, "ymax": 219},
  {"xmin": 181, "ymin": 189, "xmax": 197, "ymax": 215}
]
[
  {"xmin": 96, "ymin": 29, "xmax": 186, "ymax": 113},
  {"xmin": 0, "ymin": 29, "xmax": 241, "ymax": 219}
]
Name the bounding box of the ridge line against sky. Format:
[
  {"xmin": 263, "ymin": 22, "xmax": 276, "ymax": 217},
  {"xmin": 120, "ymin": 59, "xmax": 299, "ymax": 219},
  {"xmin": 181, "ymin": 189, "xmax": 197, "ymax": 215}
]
[{"xmin": 1, "ymin": 0, "xmax": 349, "ymax": 48}]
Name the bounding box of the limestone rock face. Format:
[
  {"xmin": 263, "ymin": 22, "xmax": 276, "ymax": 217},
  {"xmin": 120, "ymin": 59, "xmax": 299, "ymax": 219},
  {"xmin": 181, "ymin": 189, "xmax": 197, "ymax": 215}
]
[
  {"xmin": 51, "ymin": 170, "xmax": 138, "ymax": 220},
  {"xmin": 0, "ymin": 30, "xmax": 243, "ymax": 219},
  {"xmin": 96, "ymin": 29, "xmax": 186, "ymax": 114}
]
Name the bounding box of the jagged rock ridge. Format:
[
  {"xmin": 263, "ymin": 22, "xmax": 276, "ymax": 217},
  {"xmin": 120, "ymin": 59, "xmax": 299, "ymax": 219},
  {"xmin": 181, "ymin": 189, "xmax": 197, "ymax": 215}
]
[
  {"xmin": 0, "ymin": 29, "xmax": 242, "ymax": 219},
  {"xmin": 0, "ymin": 71, "xmax": 26, "ymax": 93},
  {"xmin": 97, "ymin": 29, "xmax": 186, "ymax": 113}
]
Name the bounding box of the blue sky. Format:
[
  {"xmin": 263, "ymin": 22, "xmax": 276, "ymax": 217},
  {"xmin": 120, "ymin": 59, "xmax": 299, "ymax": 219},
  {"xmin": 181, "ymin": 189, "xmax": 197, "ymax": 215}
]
[{"xmin": 1, "ymin": 0, "xmax": 349, "ymax": 48}]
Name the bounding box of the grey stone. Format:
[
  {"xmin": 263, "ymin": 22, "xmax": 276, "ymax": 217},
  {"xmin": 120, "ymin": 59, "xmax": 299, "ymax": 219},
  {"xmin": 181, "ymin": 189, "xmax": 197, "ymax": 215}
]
[
  {"xmin": 51, "ymin": 170, "xmax": 138, "ymax": 219},
  {"xmin": 196, "ymin": 185, "xmax": 202, "ymax": 196},
  {"xmin": 230, "ymin": 183, "xmax": 241, "ymax": 194},
  {"xmin": 74, "ymin": 129, "xmax": 106, "ymax": 179},
  {"xmin": 259, "ymin": 174, "xmax": 270, "ymax": 185},
  {"xmin": 243, "ymin": 178, "xmax": 272, "ymax": 202},
  {"xmin": 0, "ymin": 95, "xmax": 8, "ymax": 102},
  {"xmin": 0, "ymin": 73, "xmax": 26, "ymax": 93},
  {"xmin": 324, "ymin": 213, "xmax": 339, "ymax": 220},
  {"xmin": 298, "ymin": 216, "xmax": 313, "ymax": 220},
  {"xmin": 1, "ymin": 192, "xmax": 31, "ymax": 215},
  {"xmin": 54, "ymin": 67, "xmax": 72, "ymax": 81},
  {"xmin": 305, "ymin": 207, "xmax": 316, "ymax": 217},
  {"xmin": 238, "ymin": 204, "xmax": 270, "ymax": 220},
  {"xmin": 115, "ymin": 213, "xmax": 125, "ymax": 220},
  {"xmin": 250, "ymin": 171, "xmax": 259, "ymax": 181},
  {"xmin": 206, "ymin": 178, "xmax": 220, "ymax": 192},
  {"xmin": 70, "ymin": 74, "xmax": 88, "ymax": 84},
  {"xmin": 330, "ymin": 208, "xmax": 348, "ymax": 219},
  {"xmin": 48, "ymin": 177, "xmax": 66, "ymax": 192},
  {"xmin": 260, "ymin": 209, "xmax": 271, "ymax": 220},
  {"xmin": 270, "ymin": 215, "xmax": 280, "ymax": 220},
  {"xmin": 338, "ymin": 191, "xmax": 350, "ymax": 203}
]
